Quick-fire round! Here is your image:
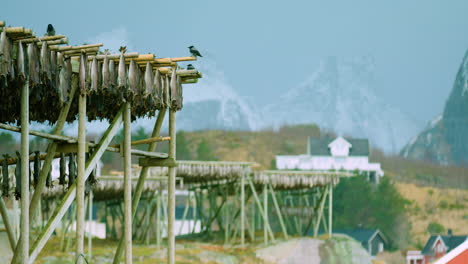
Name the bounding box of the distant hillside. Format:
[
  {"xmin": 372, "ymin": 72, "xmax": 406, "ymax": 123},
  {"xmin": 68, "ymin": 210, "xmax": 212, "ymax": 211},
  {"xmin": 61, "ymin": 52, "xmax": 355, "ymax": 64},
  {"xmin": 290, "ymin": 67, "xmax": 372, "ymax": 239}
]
[
  {"xmin": 402, "ymin": 49, "xmax": 468, "ymax": 166},
  {"xmin": 161, "ymin": 124, "xmax": 468, "ymax": 189}
]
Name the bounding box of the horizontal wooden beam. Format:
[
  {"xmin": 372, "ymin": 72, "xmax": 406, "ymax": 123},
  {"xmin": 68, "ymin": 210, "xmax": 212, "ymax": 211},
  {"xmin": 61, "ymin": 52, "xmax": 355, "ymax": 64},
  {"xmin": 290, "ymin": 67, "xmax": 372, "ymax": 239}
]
[
  {"xmin": 0, "ymin": 123, "xmax": 77, "ymax": 143},
  {"xmin": 131, "ymin": 136, "xmax": 170, "ymax": 146},
  {"xmin": 20, "ymin": 35, "xmax": 67, "ymax": 44},
  {"xmin": 129, "ymin": 149, "xmax": 168, "ymax": 159},
  {"xmin": 139, "ymin": 158, "xmax": 177, "ymax": 167}
]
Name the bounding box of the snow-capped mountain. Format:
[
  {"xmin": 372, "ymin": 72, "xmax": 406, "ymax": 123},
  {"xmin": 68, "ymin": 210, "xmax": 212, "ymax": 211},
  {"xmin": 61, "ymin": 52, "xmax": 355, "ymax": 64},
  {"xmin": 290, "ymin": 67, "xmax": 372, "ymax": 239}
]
[
  {"xmin": 176, "ymin": 60, "xmax": 261, "ymax": 131},
  {"xmin": 261, "ymin": 56, "xmax": 422, "ymax": 153},
  {"xmin": 402, "ymin": 49, "xmax": 468, "ymax": 166}
]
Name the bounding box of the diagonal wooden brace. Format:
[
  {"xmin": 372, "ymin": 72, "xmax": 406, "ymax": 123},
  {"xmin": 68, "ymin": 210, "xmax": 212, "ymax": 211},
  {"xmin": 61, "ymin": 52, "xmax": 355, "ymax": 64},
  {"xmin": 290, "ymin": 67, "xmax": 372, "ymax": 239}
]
[{"xmin": 28, "ymin": 106, "xmax": 124, "ymax": 264}]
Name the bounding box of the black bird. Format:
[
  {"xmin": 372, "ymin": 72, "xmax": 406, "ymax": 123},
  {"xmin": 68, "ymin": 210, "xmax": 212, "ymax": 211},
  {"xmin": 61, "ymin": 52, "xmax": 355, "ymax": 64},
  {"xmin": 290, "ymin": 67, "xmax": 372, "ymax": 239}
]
[
  {"xmin": 46, "ymin": 24, "xmax": 55, "ymax": 36},
  {"xmin": 186, "ymin": 64, "xmax": 195, "ymax": 70},
  {"xmin": 188, "ymin": 46, "xmax": 203, "ymax": 57}
]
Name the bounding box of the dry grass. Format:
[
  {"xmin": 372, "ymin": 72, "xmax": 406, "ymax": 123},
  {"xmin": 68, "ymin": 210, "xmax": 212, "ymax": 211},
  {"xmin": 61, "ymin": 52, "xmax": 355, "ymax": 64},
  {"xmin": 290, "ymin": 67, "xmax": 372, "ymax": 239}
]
[{"xmin": 396, "ymin": 182, "xmax": 468, "ymax": 246}]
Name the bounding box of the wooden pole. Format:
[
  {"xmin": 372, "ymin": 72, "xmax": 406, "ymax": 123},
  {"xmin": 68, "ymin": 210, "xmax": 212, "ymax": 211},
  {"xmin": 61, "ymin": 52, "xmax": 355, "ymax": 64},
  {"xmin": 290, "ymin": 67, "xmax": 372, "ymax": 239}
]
[
  {"xmin": 263, "ymin": 184, "xmax": 268, "ymax": 244},
  {"xmin": 76, "ymin": 73, "xmax": 87, "ymax": 264},
  {"xmin": 168, "ymin": 110, "xmax": 176, "ymax": 264},
  {"xmin": 112, "ymin": 108, "xmax": 167, "ymax": 264},
  {"xmin": 19, "ymin": 60, "xmax": 30, "ymax": 264},
  {"xmin": 0, "ymin": 197, "xmax": 16, "ymax": 250},
  {"xmin": 156, "ymin": 192, "xmax": 161, "ymax": 248},
  {"xmin": 88, "ymin": 191, "xmax": 93, "ymax": 259},
  {"xmin": 240, "ymin": 171, "xmax": 245, "ymax": 247},
  {"xmin": 123, "ymin": 102, "xmax": 133, "ymax": 264},
  {"xmin": 328, "ymin": 183, "xmax": 333, "ymax": 238}
]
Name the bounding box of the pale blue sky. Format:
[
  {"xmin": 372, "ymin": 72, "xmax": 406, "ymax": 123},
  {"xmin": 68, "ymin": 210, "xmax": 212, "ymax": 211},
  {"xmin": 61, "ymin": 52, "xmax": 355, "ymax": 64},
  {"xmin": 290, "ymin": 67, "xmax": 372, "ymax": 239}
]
[{"xmin": 4, "ymin": 0, "xmax": 468, "ymax": 123}]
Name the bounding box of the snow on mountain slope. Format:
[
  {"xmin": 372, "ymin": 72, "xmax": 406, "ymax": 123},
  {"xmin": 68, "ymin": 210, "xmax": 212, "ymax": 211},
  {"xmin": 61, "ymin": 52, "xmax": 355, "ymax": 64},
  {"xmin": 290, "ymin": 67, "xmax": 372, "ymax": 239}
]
[
  {"xmin": 177, "ymin": 60, "xmax": 262, "ymax": 131},
  {"xmin": 261, "ymin": 56, "xmax": 421, "ymax": 153}
]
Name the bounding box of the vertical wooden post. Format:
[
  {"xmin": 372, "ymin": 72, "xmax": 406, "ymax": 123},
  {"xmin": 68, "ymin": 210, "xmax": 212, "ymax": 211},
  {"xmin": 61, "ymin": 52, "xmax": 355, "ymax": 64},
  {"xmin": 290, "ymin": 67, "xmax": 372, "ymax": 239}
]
[
  {"xmin": 88, "ymin": 191, "xmax": 93, "ymax": 259},
  {"xmin": 168, "ymin": 110, "xmax": 176, "ymax": 264},
  {"xmin": 112, "ymin": 109, "xmax": 167, "ymax": 264},
  {"xmin": 328, "ymin": 183, "xmax": 333, "ymax": 238},
  {"xmin": 156, "ymin": 192, "xmax": 161, "ymax": 248},
  {"xmin": 123, "ymin": 101, "xmax": 133, "ymax": 264},
  {"xmin": 263, "ymin": 184, "xmax": 268, "ymax": 244},
  {"xmin": 20, "ymin": 57, "xmax": 30, "ymax": 264},
  {"xmin": 145, "ymin": 199, "xmax": 150, "ymax": 244},
  {"xmin": 76, "ymin": 68, "xmax": 87, "ymax": 264},
  {"xmin": 240, "ymin": 172, "xmax": 245, "ymax": 247},
  {"xmin": 251, "ymin": 201, "xmax": 255, "ymax": 242}
]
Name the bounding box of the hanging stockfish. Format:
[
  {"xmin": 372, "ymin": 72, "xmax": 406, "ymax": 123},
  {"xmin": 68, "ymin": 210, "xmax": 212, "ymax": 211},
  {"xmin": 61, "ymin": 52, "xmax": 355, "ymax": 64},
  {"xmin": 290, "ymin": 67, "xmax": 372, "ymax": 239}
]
[
  {"xmin": 59, "ymin": 153, "xmax": 66, "ymax": 185},
  {"xmin": 2, "ymin": 155, "xmax": 9, "ymax": 197},
  {"xmin": 170, "ymin": 67, "xmax": 177, "ymax": 109},
  {"xmin": 153, "ymin": 69, "xmax": 162, "ymax": 108},
  {"xmin": 128, "ymin": 59, "xmax": 138, "ymax": 100},
  {"xmin": 57, "ymin": 52, "xmax": 69, "ymax": 106},
  {"xmin": 84, "ymin": 152, "xmax": 97, "ymax": 196},
  {"xmin": 175, "ymin": 76, "xmax": 183, "ymax": 110},
  {"xmin": 17, "ymin": 41, "xmax": 26, "ymax": 81},
  {"xmin": 164, "ymin": 75, "xmax": 170, "ymax": 107},
  {"xmin": 79, "ymin": 52, "xmax": 88, "ymax": 95},
  {"xmin": 40, "ymin": 41, "xmax": 51, "ymax": 82},
  {"xmin": 28, "ymin": 42, "xmax": 40, "ymax": 94},
  {"xmin": 108, "ymin": 59, "xmax": 116, "ymax": 90},
  {"xmin": 117, "ymin": 53, "xmax": 126, "ymax": 102},
  {"xmin": 144, "ymin": 62, "xmax": 154, "ymax": 110},
  {"xmin": 33, "ymin": 151, "xmax": 40, "ymax": 187},
  {"xmin": 68, "ymin": 153, "xmax": 76, "ymax": 188},
  {"xmin": 50, "ymin": 50, "xmax": 58, "ymax": 91},
  {"xmin": 0, "ymin": 30, "xmax": 7, "ymax": 82},
  {"xmin": 90, "ymin": 57, "xmax": 99, "ymax": 92},
  {"xmin": 102, "ymin": 53, "xmax": 110, "ymax": 89},
  {"xmin": 64, "ymin": 58, "xmax": 72, "ymax": 102},
  {"xmin": 14, "ymin": 151, "xmax": 21, "ymax": 200}
]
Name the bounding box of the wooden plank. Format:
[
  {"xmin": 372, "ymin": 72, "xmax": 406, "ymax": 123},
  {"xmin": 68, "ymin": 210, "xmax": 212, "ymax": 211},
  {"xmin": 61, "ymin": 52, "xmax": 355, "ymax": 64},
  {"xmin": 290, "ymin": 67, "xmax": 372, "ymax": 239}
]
[{"xmin": 139, "ymin": 158, "xmax": 176, "ymax": 167}]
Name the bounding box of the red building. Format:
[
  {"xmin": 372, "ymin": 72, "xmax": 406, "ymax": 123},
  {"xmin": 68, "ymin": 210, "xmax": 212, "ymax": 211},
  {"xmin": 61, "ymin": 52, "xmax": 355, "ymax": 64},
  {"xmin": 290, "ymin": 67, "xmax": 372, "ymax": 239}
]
[
  {"xmin": 406, "ymin": 230, "xmax": 467, "ymax": 264},
  {"xmin": 434, "ymin": 240, "xmax": 468, "ymax": 264}
]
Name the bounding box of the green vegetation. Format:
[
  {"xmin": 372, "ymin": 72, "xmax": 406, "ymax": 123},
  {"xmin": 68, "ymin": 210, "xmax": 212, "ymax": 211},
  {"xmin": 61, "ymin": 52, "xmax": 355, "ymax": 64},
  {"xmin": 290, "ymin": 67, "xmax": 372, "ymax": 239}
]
[
  {"xmin": 333, "ymin": 175, "xmax": 411, "ymax": 250},
  {"xmin": 196, "ymin": 138, "xmax": 218, "ymax": 161},
  {"xmin": 427, "ymin": 222, "xmax": 445, "ymax": 235}
]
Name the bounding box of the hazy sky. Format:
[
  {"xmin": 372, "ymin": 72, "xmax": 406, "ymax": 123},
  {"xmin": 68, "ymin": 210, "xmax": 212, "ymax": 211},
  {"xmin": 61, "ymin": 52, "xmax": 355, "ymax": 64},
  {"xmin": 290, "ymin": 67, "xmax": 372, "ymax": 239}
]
[{"xmin": 4, "ymin": 0, "xmax": 468, "ymax": 123}]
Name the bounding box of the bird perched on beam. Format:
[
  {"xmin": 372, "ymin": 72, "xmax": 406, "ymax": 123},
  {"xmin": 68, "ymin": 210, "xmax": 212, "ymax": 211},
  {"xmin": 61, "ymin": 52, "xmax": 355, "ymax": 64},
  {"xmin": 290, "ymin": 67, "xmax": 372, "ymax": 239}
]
[
  {"xmin": 188, "ymin": 46, "xmax": 203, "ymax": 57},
  {"xmin": 186, "ymin": 64, "xmax": 195, "ymax": 70},
  {"xmin": 46, "ymin": 24, "xmax": 55, "ymax": 36}
]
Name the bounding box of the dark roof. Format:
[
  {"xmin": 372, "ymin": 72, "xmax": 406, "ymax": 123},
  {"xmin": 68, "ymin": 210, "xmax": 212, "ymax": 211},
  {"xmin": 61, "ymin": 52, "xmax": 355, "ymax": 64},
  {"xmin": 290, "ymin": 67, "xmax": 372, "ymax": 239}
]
[
  {"xmin": 334, "ymin": 229, "xmax": 385, "ymax": 244},
  {"xmin": 308, "ymin": 136, "xmax": 370, "ymax": 156},
  {"xmin": 422, "ymin": 235, "xmax": 468, "ymax": 255}
]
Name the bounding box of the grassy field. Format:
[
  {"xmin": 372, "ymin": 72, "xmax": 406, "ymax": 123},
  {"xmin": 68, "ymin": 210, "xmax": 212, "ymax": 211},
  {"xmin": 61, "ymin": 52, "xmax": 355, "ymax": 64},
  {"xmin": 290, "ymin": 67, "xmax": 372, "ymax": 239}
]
[{"xmin": 397, "ymin": 182, "xmax": 468, "ymax": 247}]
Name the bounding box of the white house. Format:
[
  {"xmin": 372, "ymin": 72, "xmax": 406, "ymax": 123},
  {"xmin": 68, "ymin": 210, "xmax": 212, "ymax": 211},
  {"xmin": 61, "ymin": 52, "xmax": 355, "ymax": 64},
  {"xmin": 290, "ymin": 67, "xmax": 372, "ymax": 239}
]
[{"xmin": 276, "ymin": 136, "xmax": 384, "ymax": 183}]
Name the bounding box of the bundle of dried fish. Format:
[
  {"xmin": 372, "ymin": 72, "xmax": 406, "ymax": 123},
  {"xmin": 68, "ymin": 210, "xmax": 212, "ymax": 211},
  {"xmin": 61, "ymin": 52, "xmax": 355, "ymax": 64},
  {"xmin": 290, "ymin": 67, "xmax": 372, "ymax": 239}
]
[
  {"xmin": 33, "ymin": 151, "xmax": 40, "ymax": 187},
  {"xmin": 68, "ymin": 153, "xmax": 76, "ymax": 188},
  {"xmin": 59, "ymin": 153, "xmax": 66, "ymax": 185},
  {"xmin": 2, "ymin": 154, "xmax": 9, "ymax": 197},
  {"xmin": 14, "ymin": 151, "xmax": 21, "ymax": 200}
]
